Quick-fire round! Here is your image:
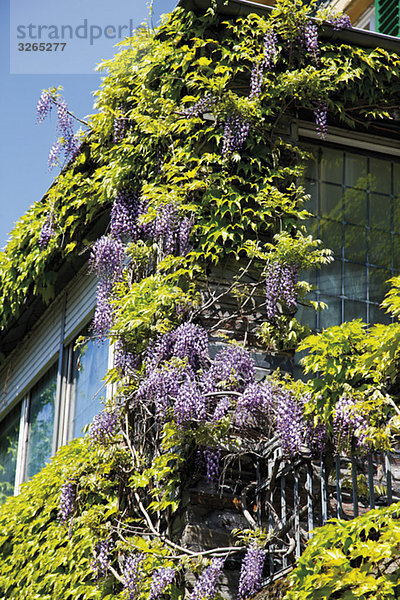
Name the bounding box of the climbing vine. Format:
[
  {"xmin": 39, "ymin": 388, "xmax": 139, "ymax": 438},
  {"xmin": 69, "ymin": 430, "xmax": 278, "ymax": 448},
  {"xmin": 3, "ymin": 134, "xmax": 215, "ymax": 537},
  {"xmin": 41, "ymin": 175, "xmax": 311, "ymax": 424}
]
[{"xmin": 1, "ymin": 0, "xmax": 400, "ymax": 598}]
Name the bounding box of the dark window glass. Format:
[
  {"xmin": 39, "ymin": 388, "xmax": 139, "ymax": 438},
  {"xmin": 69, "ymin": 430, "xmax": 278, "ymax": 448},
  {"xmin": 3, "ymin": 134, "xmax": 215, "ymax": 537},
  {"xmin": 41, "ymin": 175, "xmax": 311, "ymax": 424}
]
[
  {"xmin": 344, "ymin": 187, "xmax": 367, "ymax": 226},
  {"xmin": 25, "ymin": 365, "xmax": 57, "ymax": 479},
  {"xmin": 344, "ymin": 263, "xmax": 367, "ymax": 301},
  {"xmin": 301, "ymin": 146, "xmax": 400, "ymax": 330},
  {"xmin": 320, "ymin": 183, "xmax": 342, "ymax": 218},
  {"xmin": 319, "ymin": 295, "xmax": 342, "ymax": 330},
  {"xmin": 370, "ymin": 193, "xmax": 391, "ymax": 230},
  {"xmin": 69, "ymin": 337, "xmax": 109, "ymax": 439},
  {"xmin": 320, "ymin": 148, "xmax": 343, "ymax": 184},
  {"xmin": 0, "ymin": 405, "xmax": 20, "ymax": 504}
]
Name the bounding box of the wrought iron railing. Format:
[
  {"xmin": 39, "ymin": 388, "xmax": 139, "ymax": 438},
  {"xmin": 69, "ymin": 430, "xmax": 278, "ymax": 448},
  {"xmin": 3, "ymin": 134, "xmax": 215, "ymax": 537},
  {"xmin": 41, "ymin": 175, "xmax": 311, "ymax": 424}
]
[{"xmin": 255, "ymin": 449, "xmax": 400, "ymax": 583}]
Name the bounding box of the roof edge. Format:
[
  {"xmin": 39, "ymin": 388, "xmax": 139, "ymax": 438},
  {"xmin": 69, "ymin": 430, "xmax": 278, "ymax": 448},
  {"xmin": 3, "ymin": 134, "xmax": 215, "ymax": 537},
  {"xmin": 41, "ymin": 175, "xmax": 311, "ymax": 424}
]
[{"xmin": 178, "ymin": 0, "xmax": 400, "ymax": 53}]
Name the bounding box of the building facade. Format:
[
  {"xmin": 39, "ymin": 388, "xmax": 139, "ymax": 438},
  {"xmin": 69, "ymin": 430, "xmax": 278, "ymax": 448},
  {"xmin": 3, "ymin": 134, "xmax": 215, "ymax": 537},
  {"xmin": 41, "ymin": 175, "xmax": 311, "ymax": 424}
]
[{"xmin": 0, "ymin": 3, "xmax": 400, "ymax": 597}]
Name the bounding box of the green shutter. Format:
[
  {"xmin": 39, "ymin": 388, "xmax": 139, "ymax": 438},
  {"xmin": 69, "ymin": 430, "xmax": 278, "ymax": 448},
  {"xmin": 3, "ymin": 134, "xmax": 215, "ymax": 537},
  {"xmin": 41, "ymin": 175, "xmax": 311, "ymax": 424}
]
[{"xmin": 375, "ymin": 0, "xmax": 400, "ymax": 37}]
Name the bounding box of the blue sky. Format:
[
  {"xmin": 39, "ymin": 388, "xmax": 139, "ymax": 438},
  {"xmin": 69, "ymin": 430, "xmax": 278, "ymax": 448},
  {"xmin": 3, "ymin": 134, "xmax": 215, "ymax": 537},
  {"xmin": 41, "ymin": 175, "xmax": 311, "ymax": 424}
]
[{"xmin": 1, "ymin": 0, "xmax": 177, "ymax": 249}]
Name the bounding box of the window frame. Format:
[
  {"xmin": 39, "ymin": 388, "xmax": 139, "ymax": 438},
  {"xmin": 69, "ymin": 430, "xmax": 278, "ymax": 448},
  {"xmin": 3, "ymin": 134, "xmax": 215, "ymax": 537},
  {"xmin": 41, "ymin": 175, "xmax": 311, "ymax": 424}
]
[
  {"xmin": 0, "ymin": 314, "xmax": 112, "ymax": 499},
  {"xmin": 297, "ymin": 123, "xmax": 400, "ymax": 330}
]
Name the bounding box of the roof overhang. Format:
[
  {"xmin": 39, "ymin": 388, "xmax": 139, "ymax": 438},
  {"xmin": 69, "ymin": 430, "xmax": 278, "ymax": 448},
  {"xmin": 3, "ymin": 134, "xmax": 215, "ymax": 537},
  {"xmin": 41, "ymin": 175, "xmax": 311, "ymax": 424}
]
[{"xmin": 178, "ymin": 0, "xmax": 400, "ymax": 54}]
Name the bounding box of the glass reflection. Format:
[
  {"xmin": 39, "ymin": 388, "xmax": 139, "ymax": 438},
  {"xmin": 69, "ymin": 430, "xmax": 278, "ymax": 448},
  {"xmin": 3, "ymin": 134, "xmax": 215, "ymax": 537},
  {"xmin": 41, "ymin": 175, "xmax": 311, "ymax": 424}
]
[
  {"xmin": 25, "ymin": 365, "xmax": 57, "ymax": 479},
  {"xmin": 0, "ymin": 405, "xmax": 20, "ymax": 504},
  {"xmin": 69, "ymin": 337, "xmax": 109, "ymax": 439},
  {"xmin": 301, "ymin": 146, "xmax": 399, "ymax": 329}
]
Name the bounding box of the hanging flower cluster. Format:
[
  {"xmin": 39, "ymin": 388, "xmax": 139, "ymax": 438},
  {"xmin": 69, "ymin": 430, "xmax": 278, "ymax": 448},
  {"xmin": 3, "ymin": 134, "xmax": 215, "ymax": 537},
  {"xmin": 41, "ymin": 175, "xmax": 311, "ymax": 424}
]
[
  {"xmin": 89, "ymin": 235, "xmax": 124, "ymax": 338},
  {"xmin": 91, "ymin": 539, "xmax": 112, "ymax": 579},
  {"xmin": 38, "ymin": 214, "xmax": 55, "ymax": 249},
  {"xmin": 237, "ymin": 544, "xmax": 266, "ymax": 600},
  {"xmin": 89, "ymin": 409, "xmax": 118, "ymax": 446},
  {"xmin": 136, "ymin": 323, "xmax": 325, "ymax": 462},
  {"xmin": 36, "ymin": 90, "xmax": 79, "ymax": 169},
  {"xmin": 265, "ymin": 260, "xmax": 299, "ymax": 320},
  {"xmin": 123, "ymin": 554, "xmax": 145, "ymax": 600},
  {"xmin": 58, "ymin": 479, "xmax": 76, "ymax": 523},
  {"xmin": 334, "ymin": 394, "xmax": 370, "ymax": 453},
  {"xmin": 148, "ymin": 567, "xmax": 176, "ymax": 600},
  {"xmin": 190, "ymin": 557, "xmax": 225, "ymax": 600}
]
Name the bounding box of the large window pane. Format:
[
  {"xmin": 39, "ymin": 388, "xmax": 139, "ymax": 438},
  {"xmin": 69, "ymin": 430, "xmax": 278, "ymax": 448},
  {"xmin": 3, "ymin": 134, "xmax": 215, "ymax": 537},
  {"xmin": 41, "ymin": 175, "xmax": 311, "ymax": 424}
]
[
  {"xmin": 369, "ymin": 230, "xmax": 391, "ymax": 268},
  {"xmin": 369, "ymin": 268, "xmax": 391, "ymax": 304},
  {"xmin": 25, "ymin": 365, "xmax": 57, "ymax": 479},
  {"xmin": 319, "ymin": 295, "xmax": 341, "ymax": 329},
  {"xmin": 321, "ymin": 148, "xmax": 343, "ymax": 184},
  {"xmin": 344, "ymin": 263, "xmax": 367, "ymax": 301},
  {"xmin": 344, "ymin": 225, "xmax": 366, "ymax": 262},
  {"xmin": 370, "ymin": 158, "xmax": 391, "ymax": 195},
  {"xmin": 69, "ymin": 337, "xmax": 109, "ymax": 439},
  {"xmin": 299, "ymin": 145, "xmax": 398, "ymax": 331},
  {"xmin": 0, "ymin": 405, "xmax": 20, "ymax": 503},
  {"xmin": 344, "ymin": 187, "xmax": 367, "ymax": 226},
  {"xmin": 370, "ymin": 194, "xmax": 391, "ymax": 230},
  {"xmin": 345, "ymin": 153, "xmax": 367, "ymax": 189},
  {"xmin": 320, "ymin": 183, "xmax": 342, "ymax": 218},
  {"xmin": 320, "ymin": 219, "xmax": 342, "ymax": 258},
  {"xmin": 319, "ymin": 260, "xmax": 341, "ymax": 296}
]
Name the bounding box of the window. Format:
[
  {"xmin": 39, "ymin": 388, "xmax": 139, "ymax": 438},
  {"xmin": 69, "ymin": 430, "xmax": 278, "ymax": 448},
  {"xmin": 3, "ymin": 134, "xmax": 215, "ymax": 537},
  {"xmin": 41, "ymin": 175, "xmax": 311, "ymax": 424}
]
[
  {"xmin": 68, "ymin": 334, "xmax": 110, "ymax": 440},
  {"xmin": 0, "ymin": 327, "xmax": 110, "ymax": 503},
  {"xmin": 0, "ymin": 404, "xmax": 20, "ymax": 503},
  {"xmin": 298, "ymin": 145, "xmax": 400, "ymax": 329},
  {"xmin": 25, "ymin": 365, "xmax": 58, "ymax": 479},
  {"xmin": 375, "ymin": 0, "xmax": 399, "ymax": 37}
]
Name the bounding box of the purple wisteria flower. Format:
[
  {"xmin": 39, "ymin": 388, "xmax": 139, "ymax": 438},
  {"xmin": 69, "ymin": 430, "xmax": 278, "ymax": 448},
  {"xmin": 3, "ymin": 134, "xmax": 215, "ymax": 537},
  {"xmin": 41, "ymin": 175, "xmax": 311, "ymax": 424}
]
[
  {"xmin": 123, "ymin": 554, "xmax": 145, "ymax": 600},
  {"xmin": 327, "ymin": 14, "xmax": 352, "ymax": 30},
  {"xmin": 190, "ymin": 557, "xmax": 225, "ymax": 600},
  {"xmin": 334, "ymin": 394, "xmax": 369, "ymax": 452},
  {"xmin": 174, "ymin": 379, "xmax": 206, "ymax": 426},
  {"xmin": 111, "ymin": 190, "xmax": 142, "ymax": 241},
  {"xmin": 265, "ymin": 261, "xmax": 298, "ymax": 319},
  {"xmin": 212, "ymin": 396, "xmax": 231, "ymax": 422},
  {"xmin": 235, "ymin": 381, "xmax": 273, "ymax": 427},
  {"xmin": 182, "ymin": 94, "xmax": 215, "ymax": 118},
  {"xmin": 249, "ymin": 62, "xmax": 264, "ymax": 99},
  {"xmin": 305, "ymin": 415, "xmax": 328, "ymax": 456},
  {"xmin": 222, "ymin": 114, "xmax": 251, "ymax": 156},
  {"xmin": 179, "ymin": 214, "xmax": 195, "ymax": 256},
  {"xmin": 314, "ymin": 99, "xmax": 328, "ymax": 139},
  {"xmin": 276, "ymin": 388, "xmax": 304, "ymax": 457},
  {"xmin": 36, "ymin": 90, "xmax": 53, "ymax": 123},
  {"xmin": 146, "ymin": 323, "xmax": 209, "ymax": 373},
  {"xmin": 56, "ymin": 98, "xmax": 78, "ymax": 156},
  {"xmin": 203, "ymin": 345, "xmax": 255, "ymax": 393},
  {"xmin": 203, "ymin": 447, "xmax": 221, "ymax": 483},
  {"xmin": 89, "ymin": 235, "xmax": 124, "ymax": 282},
  {"xmin": 89, "ymin": 409, "xmax": 118, "ymax": 445},
  {"xmin": 48, "ymin": 140, "xmax": 63, "ymax": 169},
  {"xmin": 91, "ymin": 539, "xmax": 112, "ymax": 579},
  {"xmin": 237, "ymin": 544, "xmax": 266, "ymax": 600},
  {"xmin": 149, "ymin": 567, "xmax": 175, "ymax": 600},
  {"xmin": 303, "ymin": 22, "xmax": 319, "ymax": 65},
  {"xmin": 137, "ymin": 363, "xmax": 188, "ymax": 418},
  {"xmin": 92, "ymin": 278, "xmax": 114, "ymax": 339},
  {"xmin": 114, "ymin": 339, "xmax": 137, "ymax": 376},
  {"xmin": 264, "ymin": 30, "xmax": 278, "ymax": 69},
  {"xmin": 58, "ymin": 479, "xmax": 76, "ymax": 523},
  {"xmin": 39, "ymin": 215, "xmax": 55, "ymax": 249}
]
